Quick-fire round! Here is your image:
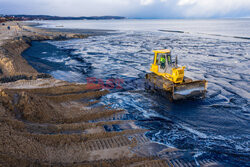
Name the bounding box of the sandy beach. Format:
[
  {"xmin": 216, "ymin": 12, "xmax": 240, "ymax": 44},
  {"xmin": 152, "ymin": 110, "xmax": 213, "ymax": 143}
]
[{"xmin": 0, "ymin": 21, "xmax": 226, "ymax": 166}]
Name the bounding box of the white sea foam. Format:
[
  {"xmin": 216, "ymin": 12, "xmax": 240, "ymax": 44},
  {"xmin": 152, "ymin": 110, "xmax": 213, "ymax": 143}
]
[
  {"xmin": 42, "ymin": 57, "xmax": 69, "ymax": 63},
  {"xmin": 181, "ymin": 124, "xmax": 208, "ymax": 139}
]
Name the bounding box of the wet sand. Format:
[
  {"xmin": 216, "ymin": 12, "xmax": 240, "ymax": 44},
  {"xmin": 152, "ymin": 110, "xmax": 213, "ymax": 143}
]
[{"xmin": 0, "ymin": 22, "xmax": 223, "ymax": 166}]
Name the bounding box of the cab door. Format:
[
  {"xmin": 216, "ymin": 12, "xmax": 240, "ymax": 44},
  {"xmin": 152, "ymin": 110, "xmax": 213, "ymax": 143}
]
[{"xmin": 158, "ymin": 53, "xmax": 166, "ymax": 73}]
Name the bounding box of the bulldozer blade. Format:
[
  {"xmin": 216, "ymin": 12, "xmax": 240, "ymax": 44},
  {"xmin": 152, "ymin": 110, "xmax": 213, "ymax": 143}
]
[{"xmin": 172, "ymin": 80, "xmax": 207, "ymax": 100}]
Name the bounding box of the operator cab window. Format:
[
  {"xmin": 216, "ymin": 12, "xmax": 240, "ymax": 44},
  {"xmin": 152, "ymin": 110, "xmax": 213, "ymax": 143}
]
[
  {"xmin": 166, "ymin": 53, "xmax": 172, "ymax": 65},
  {"xmin": 156, "ymin": 54, "xmax": 162, "ymax": 65}
]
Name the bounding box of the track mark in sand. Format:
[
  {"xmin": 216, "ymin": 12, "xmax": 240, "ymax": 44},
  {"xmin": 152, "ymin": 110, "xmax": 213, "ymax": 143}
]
[{"xmin": 0, "ymin": 79, "xmax": 176, "ymax": 166}]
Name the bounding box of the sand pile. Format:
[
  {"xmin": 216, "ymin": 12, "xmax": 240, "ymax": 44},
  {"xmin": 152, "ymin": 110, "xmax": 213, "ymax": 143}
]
[{"xmin": 0, "ymin": 79, "xmax": 172, "ymax": 166}]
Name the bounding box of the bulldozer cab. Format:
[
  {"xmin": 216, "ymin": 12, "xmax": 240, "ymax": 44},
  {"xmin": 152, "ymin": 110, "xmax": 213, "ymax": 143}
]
[
  {"xmin": 152, "ymin": 49, "xmax": 174, "ymax": 73},
  {"xmin": 151, "ymin": 49, "xmax": 185, "ymax": 84},
  {"xmin": 155, "ymin": 51, "xmax": 173, "ymax": 73}
]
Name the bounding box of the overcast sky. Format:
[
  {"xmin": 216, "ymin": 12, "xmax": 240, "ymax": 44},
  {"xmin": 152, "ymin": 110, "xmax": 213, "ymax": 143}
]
[{"xmin": 1, "ymin": 0, "xmax": 250, "ymax": 18}]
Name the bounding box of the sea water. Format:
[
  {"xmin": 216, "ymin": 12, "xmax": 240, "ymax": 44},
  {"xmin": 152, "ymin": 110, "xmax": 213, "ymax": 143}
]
[{"xmin": 23, "ymin": 19, "xmax": 250, "ymax": 165}]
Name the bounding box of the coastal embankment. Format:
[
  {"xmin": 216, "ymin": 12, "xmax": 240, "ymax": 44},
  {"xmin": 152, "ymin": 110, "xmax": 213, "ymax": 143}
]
[
  {"xmin": 0, "ymin": 22, "xmax": 223, "ymax": 166},
  {"xmin": 0, "ymin": 22, "xmax": 87, "ymax": 79}
]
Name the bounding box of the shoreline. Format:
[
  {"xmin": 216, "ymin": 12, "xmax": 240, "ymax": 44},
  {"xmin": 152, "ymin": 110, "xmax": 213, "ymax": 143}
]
[{"xmin": 0, "ymin": 21, "xmax": 88, "ymax": 79}]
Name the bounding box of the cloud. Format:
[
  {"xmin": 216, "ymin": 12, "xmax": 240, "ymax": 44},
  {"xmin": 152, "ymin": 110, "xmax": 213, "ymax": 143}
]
[
  {"xmin": 0, "ymin": 0, "xmax": 250, "ymax": 18},
  {"xmin": 140, "ymin": 0, "xmax": 154, "ymax": 6},
  {"xmin": 131, "ymin": 0, "xmax": 250, "ymax": 18},
  {"xmin": 178, "ymin": 0, "xmax": 196, "ymax": 6},
  {"xmin": 176, "ymin": 0, "xmax": 250, "ymax": 18}
]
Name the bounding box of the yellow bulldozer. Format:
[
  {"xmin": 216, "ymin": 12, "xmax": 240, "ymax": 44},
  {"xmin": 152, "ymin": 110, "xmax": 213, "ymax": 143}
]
[{"xmin": 146, "ymin": 49, "xmax": 207, "ymax": 100}]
